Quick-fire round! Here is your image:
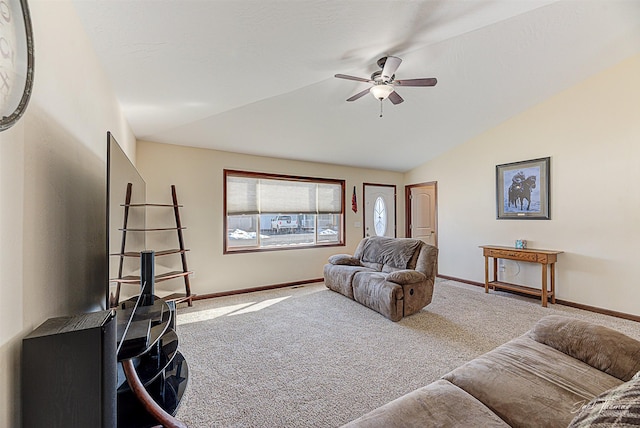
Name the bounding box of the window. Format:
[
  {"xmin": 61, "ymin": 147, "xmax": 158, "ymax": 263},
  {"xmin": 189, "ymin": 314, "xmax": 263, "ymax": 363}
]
[
  {"xmin": 373, "ymin": 196, "xmax": 387, "ymax": 236},
  {"xmin": 224, "ymin": 170, "xmax": 345, "ymax": 252}
]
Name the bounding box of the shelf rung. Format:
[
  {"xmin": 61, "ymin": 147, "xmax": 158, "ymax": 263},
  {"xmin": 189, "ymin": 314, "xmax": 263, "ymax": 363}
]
[
  {"xmin": 110, "ymin": 271, "xmax": 193, "ymax": 284},
  {"xmin": 111, "ymin": 249, "xmax": 190, "ymax": 258},
  {"xmin": 121, "ymin": 203, "xmax": 183, "ymax": 207},
  {"xmin": 119, "ymin": 227, "xmax": 186, "ymax": 232},
  {"xmin": 162, "ymin": 293, "xmax": 195, "ymax": 304}
]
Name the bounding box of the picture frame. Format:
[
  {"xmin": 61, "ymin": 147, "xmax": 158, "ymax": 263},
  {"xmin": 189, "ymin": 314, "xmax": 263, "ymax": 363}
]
[{"xmin": 496, "ymin": 157, "xmax": 550, "ymax": 220}]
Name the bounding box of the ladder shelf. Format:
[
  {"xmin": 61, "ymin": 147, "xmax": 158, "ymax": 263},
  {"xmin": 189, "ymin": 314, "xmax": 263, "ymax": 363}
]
[{"xmin": 110, "ymin": 183, "xmax": 194, "ymax": 308}]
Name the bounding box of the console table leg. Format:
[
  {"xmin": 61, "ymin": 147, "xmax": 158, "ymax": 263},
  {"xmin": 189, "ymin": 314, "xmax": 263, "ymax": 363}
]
[
  {"xmin": 484, "ymin": 256, "xmax": 489, "ymax": 293},
  {"xmin": 550, "ymin": 263, "xmax": 556, "ymax": 304},
  {"xmin": 492, "ymin": 258, "xmax": 498, "ymax": 286},
  {"xmin": 541, "ymin": 264, "xmax": 548, "ymax": 307}
]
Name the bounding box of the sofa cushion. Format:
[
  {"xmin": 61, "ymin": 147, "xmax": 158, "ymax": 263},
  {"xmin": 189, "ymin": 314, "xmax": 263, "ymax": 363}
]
[
  {"xmin": 328, "ymin": 254, "xmax": 362, "ymax": 266},
  {"xmin": 342, "ymin": 379, "xmax": 510, "ymax": 428},
  {"xmin": 568, "ymin": 371, "xmax": 640, "ymax": 427},
  {"xmin": 529, "ymin": 315, "xmax": 640, "ymax": 382},
  {"xmin": 356, "ymin": 236, "xmax": 422, "ymax": 270},
  {"xmin": 385, "ymin": 270, "xmax": 426, "ymax": 285},
  {"xmin": 443, "ymin": 335, "xmax": 624, "ymax": 428},
  {"xmin": 414, "ymin": 243, "xmax": 438, "ymax": 277},
  {"xmin": 324, "ymin": 264, "xmax": 375, "ymax": 299},
  {"xmin": 361, "ymin": 261, "xmax": 383, "ymax": 271},
  {"xmin": 352, "ymin": 272, "xmax": 403, "ymax": 322}
]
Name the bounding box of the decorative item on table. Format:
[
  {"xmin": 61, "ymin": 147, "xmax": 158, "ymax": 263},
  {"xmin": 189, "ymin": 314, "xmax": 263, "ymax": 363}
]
[{"xmin": 515, "ymin": 239, "xmax": 527, "ymax": 249}]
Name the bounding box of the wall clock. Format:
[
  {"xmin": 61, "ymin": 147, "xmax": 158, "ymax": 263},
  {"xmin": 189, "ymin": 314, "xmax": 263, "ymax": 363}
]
[{"xmin": 0, "ymin": 0, "xmax": 34, "ymax": 131}]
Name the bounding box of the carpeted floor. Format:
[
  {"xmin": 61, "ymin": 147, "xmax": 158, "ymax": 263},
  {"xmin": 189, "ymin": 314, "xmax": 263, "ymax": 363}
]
[{"xmin": 174, "ymin": 279, "xmax": 640, "ymax": 427}]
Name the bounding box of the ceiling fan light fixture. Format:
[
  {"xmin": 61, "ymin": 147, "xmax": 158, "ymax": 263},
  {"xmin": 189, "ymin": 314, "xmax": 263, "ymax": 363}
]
[{"xmin": 370, "ymin": 84, "xmax": 394, "ymax": 100}]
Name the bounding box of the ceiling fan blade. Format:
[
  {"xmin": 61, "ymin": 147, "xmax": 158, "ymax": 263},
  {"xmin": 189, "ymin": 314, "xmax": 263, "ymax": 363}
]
[
  {"xmin": 388, "ymin": 91, "xmax": 404, "ymax": 105},
  {"xmin": 394, "ymin": 77, "xmax": 438, "ymax": 87},
  {"xmin": 381, "ymin": 56, "xmax": 402, "ymax": 81},
  {"xmin": 335, "ymin": 74, "xmax": 372, "ymax": 83},
  {"xmin": 346, "ymin": 87, "xmax": 371, "ymax": 102}
]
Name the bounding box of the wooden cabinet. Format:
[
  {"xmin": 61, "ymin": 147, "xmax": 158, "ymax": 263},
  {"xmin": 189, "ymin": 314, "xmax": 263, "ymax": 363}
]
[
  {"xmin": 22, "ymin": 311, "xmax": 117, "ymax": 428},
  {"xmin": 480, "ymin": 245, "xmax": 563, "ymax": 307}
]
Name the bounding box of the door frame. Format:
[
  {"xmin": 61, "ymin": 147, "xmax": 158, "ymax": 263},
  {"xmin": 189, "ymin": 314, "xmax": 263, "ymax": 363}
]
[
  {"xmin": 405, "ymin": 181, "xmax": 438, "ymax": 246},
  {"xmin": 363, "ymin": 182, "xmax": 397, "ymax": 238}
]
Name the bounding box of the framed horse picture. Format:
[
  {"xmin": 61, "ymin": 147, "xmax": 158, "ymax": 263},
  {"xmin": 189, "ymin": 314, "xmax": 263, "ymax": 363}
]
[{"xmin": 496, "ymin": 157, "xmax": 550, "ymax": 220}]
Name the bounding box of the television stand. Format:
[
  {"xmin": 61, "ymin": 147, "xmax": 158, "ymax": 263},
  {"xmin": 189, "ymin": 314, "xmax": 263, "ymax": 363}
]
[{"xmin": 117, "ymin": 296, "xmax": 189, "ymax": 428}]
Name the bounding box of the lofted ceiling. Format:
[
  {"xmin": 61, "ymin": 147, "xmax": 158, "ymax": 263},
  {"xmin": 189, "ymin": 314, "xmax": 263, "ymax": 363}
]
[{"xmin": 72, "ymin": 0, "xmax": 640, "ymax": 172}]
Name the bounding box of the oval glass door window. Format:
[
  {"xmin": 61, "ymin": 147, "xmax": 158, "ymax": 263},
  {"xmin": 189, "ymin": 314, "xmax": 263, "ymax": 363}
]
[{"xmin": 374, "ymin": 196, "xmax": 387, "ymax": 236}]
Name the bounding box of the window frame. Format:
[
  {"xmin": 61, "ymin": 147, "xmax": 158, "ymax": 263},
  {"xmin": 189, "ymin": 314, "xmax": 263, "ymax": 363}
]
[{"xmin": 224, "ymin": 169, "xmax": 346, "ymax": 254}]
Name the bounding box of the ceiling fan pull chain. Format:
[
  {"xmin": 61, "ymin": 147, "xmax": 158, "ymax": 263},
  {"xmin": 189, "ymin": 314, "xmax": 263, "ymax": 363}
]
[{"xmin": 379, "ymin": 99, "xmax": 383, "ymax": 118}]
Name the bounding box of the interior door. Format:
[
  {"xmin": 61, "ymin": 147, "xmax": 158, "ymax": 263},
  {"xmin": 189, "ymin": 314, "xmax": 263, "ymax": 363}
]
[
  {"xmin": 407, "ymin": 183, "xmax": 437, "ymax": 245},
  {"xmin": 363, "ymin": 184, "xmax": 396, "ymax": 238}
]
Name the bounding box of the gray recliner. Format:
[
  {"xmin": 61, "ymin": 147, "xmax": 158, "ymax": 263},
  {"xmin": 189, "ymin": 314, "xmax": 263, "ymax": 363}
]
[{"xmin": 323, "ymin": 236, "xmax": 438, "ymax": 321}]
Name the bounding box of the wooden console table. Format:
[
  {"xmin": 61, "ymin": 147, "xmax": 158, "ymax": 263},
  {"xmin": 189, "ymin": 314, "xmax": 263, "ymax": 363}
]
[{"xmin": 480, "ymin": 245, "xmax": 563, "ymax": 307}]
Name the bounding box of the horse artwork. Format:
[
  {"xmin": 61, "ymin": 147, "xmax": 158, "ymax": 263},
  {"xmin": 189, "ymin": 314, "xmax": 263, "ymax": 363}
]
[
  {"xmin": 508, "ymin": 173, "xmax": 537, "ymax": 210},
  {"xmin": 505, "ymin": 168, "xmax": 540, "ymax": 213},
  {"xmin": 496, "ymin": 157, "xmax": 550, "ymax": 220}
]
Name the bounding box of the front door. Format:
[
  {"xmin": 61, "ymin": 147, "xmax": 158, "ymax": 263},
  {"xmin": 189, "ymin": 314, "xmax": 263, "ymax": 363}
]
[
  {"xmin": 363, "ymin": 184, "xmax": 396, "ymax": 238},
  {"xmin": 407, "ymin": 183, "xmax": 437, "ymax": 246}
]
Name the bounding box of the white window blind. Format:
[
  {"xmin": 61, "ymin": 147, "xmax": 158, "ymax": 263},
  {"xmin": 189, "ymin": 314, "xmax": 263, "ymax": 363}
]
[
  {"xmin": 226, "ymin": 171, "xmax": 343, "ymax": 215},
  {"xmin": 227, "ymin": 176, "xmax": 258, "ymax": 214},
  {"xmin": 317, "ymin": 183, "xmax": 342, "ymax": 213}
]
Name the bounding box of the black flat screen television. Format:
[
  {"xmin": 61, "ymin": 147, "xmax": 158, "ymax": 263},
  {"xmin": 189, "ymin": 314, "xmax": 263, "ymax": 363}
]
[{"xmin": 106, "ymin": 132, "xmax": 146, "ymax": 307}]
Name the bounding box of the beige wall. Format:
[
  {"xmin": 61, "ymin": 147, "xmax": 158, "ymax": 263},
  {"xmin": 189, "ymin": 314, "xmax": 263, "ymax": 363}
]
[
  {"xmin": 137, "ymin": 56, "xmax": 640, "ymax": 317},
  {"xmin": 136, "ymin": 141, "xmax": 404, "ymax": 297},
  {"xmin": 0, "ymin": 1, "xmax": 135, "ymax": 426},
  {"xmin": 405, "ymin": 55, "xmax": 640, "ymax": 316}
]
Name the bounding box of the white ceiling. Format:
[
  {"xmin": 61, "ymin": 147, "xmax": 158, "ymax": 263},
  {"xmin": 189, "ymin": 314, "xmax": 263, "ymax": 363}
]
[{"xmin": 72, "ymin": 0, "xmax": 640, "ymax": 172}]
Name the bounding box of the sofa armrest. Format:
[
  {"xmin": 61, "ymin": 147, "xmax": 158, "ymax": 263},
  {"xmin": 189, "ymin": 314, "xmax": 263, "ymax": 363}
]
[
  {"xmin": 328, "ymin": 254, "xmax": 362, "ymax": 266},
  {"xmin": 385, "ymin": 270, "xmax": 426, "ymax": 285},
  {"xmin": 529, "ymin": 315, "xmax": 640, "ymax": 381}
]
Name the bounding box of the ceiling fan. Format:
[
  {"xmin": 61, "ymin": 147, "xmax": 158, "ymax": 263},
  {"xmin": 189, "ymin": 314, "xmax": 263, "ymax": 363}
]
[{"xmin": 335, "ymin": 56, "xmax": 437, "ymax": 116}]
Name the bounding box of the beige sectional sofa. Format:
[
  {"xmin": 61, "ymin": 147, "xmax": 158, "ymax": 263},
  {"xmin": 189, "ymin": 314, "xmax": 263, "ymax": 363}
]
[
  {"xmin": 323, "ymin": 236, "xmax": 438, "ymax": 322},
  {"xmin": 344, "ymin": 315, "xmax": 640, "ymax": 427}
]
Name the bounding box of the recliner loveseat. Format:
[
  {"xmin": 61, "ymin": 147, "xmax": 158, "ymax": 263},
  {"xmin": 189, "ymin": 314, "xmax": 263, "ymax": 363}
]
[{"xmin": 323, "ymin": 236, "xmax": 438, "ymax": 321}]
